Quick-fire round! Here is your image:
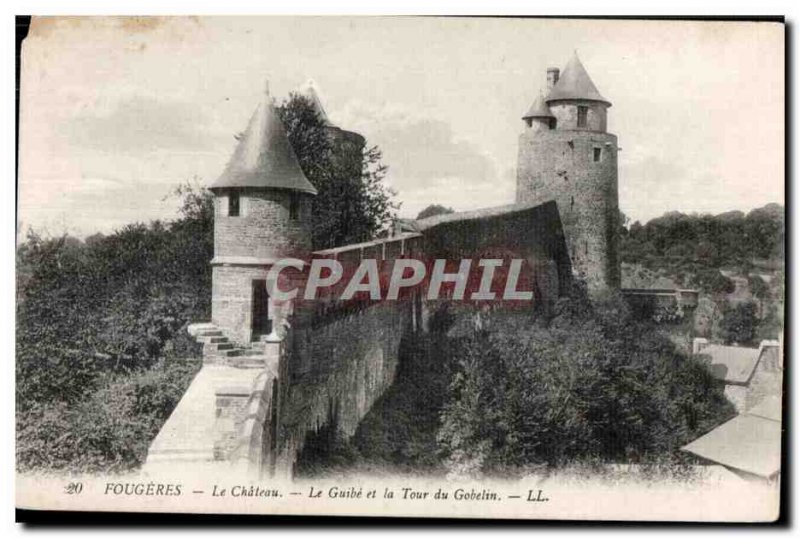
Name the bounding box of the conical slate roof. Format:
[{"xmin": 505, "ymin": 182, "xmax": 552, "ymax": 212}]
[
  {"xmin": 211, "ymin": 81, "xmax": 318, "ymax": 194},
  {"xmin": 300, "ymin": 79, "xmax": 335, "ymax": 128},
  {"xmin": 522, "ymin": 91, "xmax": 554, "ymax": 119},
  {"xmin": 546, "ymin": 52, "xmax": 611, "ymax": 106}
]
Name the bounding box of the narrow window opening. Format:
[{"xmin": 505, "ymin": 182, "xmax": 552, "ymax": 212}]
[
  {"xmin": 549, "ymin": 118, "xmax": 556, "ymax": 130},
  {"xmin": 577, "ymin": 106, "xmax": 588, "ymax": 128},
  {"xmin": 289, "ymin": 194, "xmax": 299, "ymax": 221},
  {"xmin": 228, "ymin": 191, "xmax": 240, "ymax": 217},
  {"xmin": 593, "ymin": 147, "xmax": 602, "ymax": 162}
]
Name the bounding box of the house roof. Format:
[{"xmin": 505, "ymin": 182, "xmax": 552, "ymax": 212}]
[
  {"xmin": 681, "ymin": 412, "xmax": 782, "ymax": 479},
  {"xmin": 210, "ymin": 81, "xmax": 317, "ymax": 195},
  {"xmin": 522, "ymin": 91, "xmax": 555, "ymax": 119},
  {"xmin": 300, "ymin": 79, "xmax": 335, "ymax": 128},
  {"xmin": 546, "ymin": 52, "xmax": 611, "ymax": 106},
  {"xmin": 700, "ymin": 344, "xmax": 762, "ymax": 384}
]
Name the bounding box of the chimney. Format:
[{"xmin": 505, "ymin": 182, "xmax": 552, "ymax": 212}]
[{"xmin": 547, "ymin": 68, "xmax": 560, "ymax": 90}]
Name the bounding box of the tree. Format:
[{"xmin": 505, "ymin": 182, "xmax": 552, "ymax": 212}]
[
  {"xmin": 718, "ymin": 301, "xmax": 759, "ymax": 345},
  {"xmin": 437, "ymin": 291, "xmax": 734, "ymax": 477},
  {"xmin": 277, "ymin": 93, "xmax": 399, "ymax": 249},
  {"xmin": 748, "ymin": 275, "xmax": 771, "ymax": 302},
  {"xmin": 692, "ymin": 269, "xmax": 735, "ymax": 295},
  {"xmin": 417, "ymin": 204, "xmax": 454, "ymax": 220},
  {"xmin": 16, "ymin": 183, "xmax": 210, "ymax": 472},
  {"xmin": 618, "ymin": 205, "xmax": 784, "ymax": 280}
]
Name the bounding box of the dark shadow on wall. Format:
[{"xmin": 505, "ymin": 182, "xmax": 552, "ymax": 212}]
[
  {"xmin": 293, "ymin": 396, "xmax": 360, "ymax": 477},
  {"xmin": 291, "ymin": 330, "xmax": 458, "ymax": 477}
]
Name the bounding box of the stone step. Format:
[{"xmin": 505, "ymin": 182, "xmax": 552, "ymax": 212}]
[
  {"xmin": 187, "ymin": 322, "xmax": 218, "ymax": 338},
  {"xmin": 204, "ymin": 342, "xmax": 234, "ymax": 352},
  {"xmin": 196, "ymin": 330, "xmax": 224, "ymax": 338},
  {"xmin": 200, "ymin": 335, "xmax": 229, "ymax": 344},
  {"xmin": 258, "ymin": 335, "xmax": 281, "ymax": 343},
  {"xmin": 228, "ymin": 356, "xmax": 267, "ymax": 369}
]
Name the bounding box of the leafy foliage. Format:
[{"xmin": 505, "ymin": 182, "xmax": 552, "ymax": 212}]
[
  {"xmin": 718, "ymin": 301, "xmax": 760, "ymax": 345},
  {"xmin": 691, "ymin": 269, "xmax": 735, "ymax": 295},
  {"xmin": 416, "ymin": 204, "xmax": 454, "ymax": 220},
  {"xmin": 620, "ymin": 204, "xmax": 784, "ymax": 279},
  {"xmin": 620, "ymin": 204, "xmax": 784, "ymax": 344},
  {"xmin": 17, "ymin": 359, "xmax": 199, "ymax": 473},
  {"xmin": 437, "ymin": 292, "xmax": 735, "ymax": 478},
  {"xmin": 277, "ymin": 93, "xmax": 399, "ymax": 249},
  {"xmin": 16, "ymin": 181, "xmax": 210, "ymax": 472},
  {"xmin": 748, "ymin": 275, "xmax": 771, "ymax": 301},
  {"xmin": 296, "ymin": 292, "xmax": 736, "ymax": 479}
]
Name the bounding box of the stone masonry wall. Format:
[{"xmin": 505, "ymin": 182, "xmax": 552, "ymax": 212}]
[
  {"xmin": 214, "ymin": 388, "xmax": 250, "ymax": 461},
  {"xmin": 214, "ymin": 188, "xmax": 313, "ymax": 260},
  {"xmin": 548, "ymin": 101, "xmax": 608, "ymax": 132},
  {"xmin": 212, "ymin": 264, "xmax": 271, "ymax": 344},
  {"xmin": 421, "ymin": 202, "xmax": 570, "ymax": 313},
  {"xmin": 516, "ymin": 128, "xmax": 619, "ymax": 294},
  {"xmin": 267, "ymin": 204, "xmax": 571, "ymax": 474},
  {"xmin": 744, "ymin": 346, "xmax": 783, "ymax": 412},
  {"xmin": 275, "ymin": 300, "xmax": 410, "ymax": 472}
]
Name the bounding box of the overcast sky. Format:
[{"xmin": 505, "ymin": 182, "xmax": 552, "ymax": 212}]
[{"xmin": 18, "ymin": 17, "xmax": 784, "ymax": 238}]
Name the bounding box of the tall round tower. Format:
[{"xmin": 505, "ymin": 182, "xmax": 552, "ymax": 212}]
[
  {"xmin": 516, "ymin": 53, "xmax": 620, "ymax": 295},
  {"xmin": 209, "ymin": 81, "xmax": 317, "ymax": 345},
  {"xmin": 300, "ymin": 79, "xmax": 366, "ymax": 181}
]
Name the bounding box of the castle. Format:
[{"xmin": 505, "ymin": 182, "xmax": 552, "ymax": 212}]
[{"xmin": 143, "ymin": 54, "xmax": 688, "ymax": 478}]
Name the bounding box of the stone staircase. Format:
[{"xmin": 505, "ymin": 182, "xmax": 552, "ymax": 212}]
[{"xmin": 188, "ymin": 323, "xmax": 280, "ymax": 368}]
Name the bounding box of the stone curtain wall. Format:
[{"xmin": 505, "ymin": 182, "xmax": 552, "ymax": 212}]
[
  {"xmin": 263, "ymin": 301, "xmax": 409, "ymax": 477},
  {"xmin": 261, "ymin": 203, "xmax": 571, "ymax": 477},
  {"xmin": 268, "ymin": 234, "xmax": 422, "ymax": 474},
  {"xmin": 278, "ymin": 301, "xmax": 409, "ymax": 463},
  {"xmin": 421, "ymin": 201, "xmax": 571, "ymax": 313}
]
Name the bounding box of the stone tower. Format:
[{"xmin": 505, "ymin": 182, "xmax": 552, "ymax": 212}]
[
  {"xmin": 299, "ymin": 79, "xmax": 366, "ymax": 181},
  {"xmin": 209, "ymin": 81, "xmax": 317, "ymax": 345},
  {"xmin": 516, "ymin": 53, "xmax": 620, "ymax": 295}
]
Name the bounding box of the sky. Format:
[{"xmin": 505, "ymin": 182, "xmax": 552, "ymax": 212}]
[{"xmin": 18, "ymin": 17, "xmax": 784, "ymax": 238}]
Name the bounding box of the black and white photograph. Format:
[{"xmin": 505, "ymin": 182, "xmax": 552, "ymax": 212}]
[{"xmin": 14, "ymin": 15, "xmax": 785, "ymax": 522}]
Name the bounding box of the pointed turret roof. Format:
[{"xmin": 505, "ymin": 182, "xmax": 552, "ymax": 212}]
[
  {"xmin": 522, "ymin": 91, "xmax": 554, "ymax": 119},
  {"xmin": 546, "ymin": 52, "xmax": 611, "ymax": 106},
  {"xmin": 300, "ymin": 79, "xmax": 335, "ymax": 128},
  {"xmin": 211, "ymin": 80, "xmax": 317, "ymax": 195}
]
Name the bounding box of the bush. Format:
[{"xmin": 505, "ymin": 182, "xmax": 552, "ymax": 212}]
[
  {"xmin": 692, "ymin": 269, "xmax": 735, "ymax": 295},
  {"xmin": 718, "ymin": 301, "xmax": 759, "ymax": 345},
  {"xmin": 437, "ymin": 293, "xmax": 735, "ymax": 478},
  {"xmin": 17, "ymin": 358, "xmax": 200, "ymax": 473},
  {"xmin": 748, "ymin": 275, "xmax": 771, "ymax": 301},
  {"xmin": 16, "ymin": 181, "xmax": 212, "ymax": 473}
]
